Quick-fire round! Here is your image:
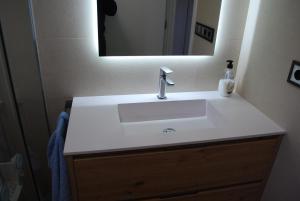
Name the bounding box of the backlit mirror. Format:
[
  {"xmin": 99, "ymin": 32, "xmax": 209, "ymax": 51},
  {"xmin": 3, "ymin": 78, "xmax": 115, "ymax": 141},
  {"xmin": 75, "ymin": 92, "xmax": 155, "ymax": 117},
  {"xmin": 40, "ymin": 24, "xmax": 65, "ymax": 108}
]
[{"xmin": 97, "ymin": 0, "xmax": 222, "ymax": 56}]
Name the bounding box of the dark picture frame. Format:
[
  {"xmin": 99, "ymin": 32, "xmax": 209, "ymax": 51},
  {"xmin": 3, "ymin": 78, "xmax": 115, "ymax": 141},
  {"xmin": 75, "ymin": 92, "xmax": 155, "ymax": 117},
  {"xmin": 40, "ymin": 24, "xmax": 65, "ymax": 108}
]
[{"xmin": 287, "ymin": 60, "xmax": 300, "ymax": 88}]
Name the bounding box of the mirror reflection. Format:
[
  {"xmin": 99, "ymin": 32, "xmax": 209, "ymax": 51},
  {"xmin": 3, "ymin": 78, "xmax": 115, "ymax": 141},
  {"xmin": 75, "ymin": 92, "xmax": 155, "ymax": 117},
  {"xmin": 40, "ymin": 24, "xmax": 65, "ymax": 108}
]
[{"xmin": 97, "ymin": 0, "xmax": 222, "ymax": 56}]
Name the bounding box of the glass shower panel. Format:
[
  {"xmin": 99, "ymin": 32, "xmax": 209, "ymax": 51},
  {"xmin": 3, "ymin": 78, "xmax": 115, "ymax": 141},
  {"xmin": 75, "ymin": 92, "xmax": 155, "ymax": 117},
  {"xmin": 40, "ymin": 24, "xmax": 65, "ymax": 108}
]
[
  {"xmin": 0, "ymin": 115, "xmax": 10, "ymax": 162},
  {"xmin": 0, "ymin": 29, "xmax": 39, "ymax": 201}
]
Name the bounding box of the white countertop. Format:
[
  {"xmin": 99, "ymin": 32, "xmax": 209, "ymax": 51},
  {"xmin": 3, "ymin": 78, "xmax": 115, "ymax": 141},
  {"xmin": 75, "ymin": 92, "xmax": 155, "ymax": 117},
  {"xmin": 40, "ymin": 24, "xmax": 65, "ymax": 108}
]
[{"xmin": 64, "ymin": 91, "xmax": 285, "ymax": 156}]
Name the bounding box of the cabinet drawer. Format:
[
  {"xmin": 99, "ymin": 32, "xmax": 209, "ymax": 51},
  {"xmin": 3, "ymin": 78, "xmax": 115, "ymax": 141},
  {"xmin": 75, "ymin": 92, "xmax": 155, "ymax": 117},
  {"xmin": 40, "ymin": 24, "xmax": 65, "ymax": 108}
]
[
  {"xmin": 146, "ymin": 183, "xmax": 261, "ymax": 201},
  {"xmin": 73, "ymin": 137, "xmax": 279, "ymax": 201}
]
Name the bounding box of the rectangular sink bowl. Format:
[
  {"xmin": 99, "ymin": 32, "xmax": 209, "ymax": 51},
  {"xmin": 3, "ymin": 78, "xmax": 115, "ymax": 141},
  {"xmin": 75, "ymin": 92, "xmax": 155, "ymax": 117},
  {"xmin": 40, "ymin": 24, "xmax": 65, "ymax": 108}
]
[{"xmin": 118, "ymin": 99, "xmax": 207, "ymax": 123}]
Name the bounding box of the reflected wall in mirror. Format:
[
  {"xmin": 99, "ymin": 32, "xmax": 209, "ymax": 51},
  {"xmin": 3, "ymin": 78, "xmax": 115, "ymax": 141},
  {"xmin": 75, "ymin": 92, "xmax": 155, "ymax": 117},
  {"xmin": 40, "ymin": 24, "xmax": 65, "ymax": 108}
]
[{"xmin": 97, "ymin": 0, "xmax": 222, "ymax": 56}]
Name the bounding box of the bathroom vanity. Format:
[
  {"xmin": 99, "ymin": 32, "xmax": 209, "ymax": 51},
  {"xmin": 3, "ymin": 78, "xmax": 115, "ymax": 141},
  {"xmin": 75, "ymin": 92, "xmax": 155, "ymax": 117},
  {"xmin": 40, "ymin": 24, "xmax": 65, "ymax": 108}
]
[{"xmin": 64, "ymin": 91, "xmax": 284, "ymax": 201}]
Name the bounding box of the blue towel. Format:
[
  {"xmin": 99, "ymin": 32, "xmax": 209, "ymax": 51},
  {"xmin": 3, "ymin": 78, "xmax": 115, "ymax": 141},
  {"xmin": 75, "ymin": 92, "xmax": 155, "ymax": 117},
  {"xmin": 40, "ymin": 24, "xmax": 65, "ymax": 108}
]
[{"xmin": 48, "ymin": 112, "xmax": 70, "ymax": 201}]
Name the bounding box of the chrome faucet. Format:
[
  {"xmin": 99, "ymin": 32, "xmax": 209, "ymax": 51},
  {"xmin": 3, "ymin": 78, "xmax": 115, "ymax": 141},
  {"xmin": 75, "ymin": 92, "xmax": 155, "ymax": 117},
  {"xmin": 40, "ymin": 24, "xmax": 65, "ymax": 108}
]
[{"xmin": 157, "ymin": 67, "xmax": 175, "ymax": 99}]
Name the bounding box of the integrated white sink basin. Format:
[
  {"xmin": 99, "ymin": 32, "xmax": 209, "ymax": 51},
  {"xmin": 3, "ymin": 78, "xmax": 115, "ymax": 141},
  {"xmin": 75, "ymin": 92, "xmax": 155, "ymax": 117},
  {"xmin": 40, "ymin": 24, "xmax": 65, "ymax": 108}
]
[
  {"xmin": 118, "ymin": 99, "xmax": 218, "ymax": 136},
  {"xmin": 118, "ymin": 99, "xmax": 207, "ymax": 123}
]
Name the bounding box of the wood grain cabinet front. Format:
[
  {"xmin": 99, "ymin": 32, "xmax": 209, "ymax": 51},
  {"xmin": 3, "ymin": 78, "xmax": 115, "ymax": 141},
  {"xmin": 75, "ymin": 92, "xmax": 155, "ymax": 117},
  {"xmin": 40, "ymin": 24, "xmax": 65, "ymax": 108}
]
[
  {"xmin": 145, "ymin": 183, "xmax": 261, "ymax": 201},
  {"xmin": 67, "ymin": 136, "xmax": 281, "ymax": 201}
]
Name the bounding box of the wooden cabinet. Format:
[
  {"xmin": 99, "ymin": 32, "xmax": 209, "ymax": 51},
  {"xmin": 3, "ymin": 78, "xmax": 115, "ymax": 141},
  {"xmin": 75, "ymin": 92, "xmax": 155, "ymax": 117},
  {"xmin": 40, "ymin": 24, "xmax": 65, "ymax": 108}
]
[
  {"xmin": 66, "ymin": 136, "xmax": 281, "ymax": 201},
  {"xmin": 145, "ymin": 183, "xmax": 261, "ymax": 201}
]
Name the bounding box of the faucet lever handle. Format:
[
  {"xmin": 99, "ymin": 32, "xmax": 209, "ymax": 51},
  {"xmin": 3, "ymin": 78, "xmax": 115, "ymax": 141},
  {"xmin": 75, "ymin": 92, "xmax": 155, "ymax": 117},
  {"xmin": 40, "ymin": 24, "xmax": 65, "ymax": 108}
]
[
  {"xmin": 166, "ymin": 78, "xmax": 175, "ymax": 86},
  {"xmin": 160, "ymin": 66, "xmax": 173, "ymax": 75}
]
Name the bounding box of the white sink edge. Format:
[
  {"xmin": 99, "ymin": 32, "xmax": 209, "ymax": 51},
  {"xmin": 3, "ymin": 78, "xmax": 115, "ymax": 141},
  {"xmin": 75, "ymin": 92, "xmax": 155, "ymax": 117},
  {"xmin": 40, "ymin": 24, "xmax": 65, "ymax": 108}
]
[{"xmin": 64, "ymin": 91, "xmax": 286, "ymax": 156}]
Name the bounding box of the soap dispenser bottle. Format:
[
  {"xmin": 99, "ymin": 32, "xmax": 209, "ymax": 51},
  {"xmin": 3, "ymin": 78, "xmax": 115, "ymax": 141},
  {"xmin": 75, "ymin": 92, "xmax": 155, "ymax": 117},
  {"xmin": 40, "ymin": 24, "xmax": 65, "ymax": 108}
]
[{"xmin": 218, "ymin": 60, "xmax": 235, "ymax": 97}]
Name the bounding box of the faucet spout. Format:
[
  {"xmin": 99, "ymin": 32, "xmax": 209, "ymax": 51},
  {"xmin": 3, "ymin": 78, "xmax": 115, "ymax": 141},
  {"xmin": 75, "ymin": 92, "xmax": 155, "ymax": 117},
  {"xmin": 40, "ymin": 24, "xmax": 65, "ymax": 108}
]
[{"xmin": 157, "ymin": 67, "xmax": 175, "ymax": 99}]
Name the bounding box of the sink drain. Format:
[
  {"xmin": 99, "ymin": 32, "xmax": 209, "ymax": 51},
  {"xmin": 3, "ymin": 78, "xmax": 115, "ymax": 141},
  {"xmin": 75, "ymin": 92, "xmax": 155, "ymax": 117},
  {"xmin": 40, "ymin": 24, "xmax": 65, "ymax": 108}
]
[{"xmin": 162, "ymin": 128, "xmax": 176, "ymax": 135}]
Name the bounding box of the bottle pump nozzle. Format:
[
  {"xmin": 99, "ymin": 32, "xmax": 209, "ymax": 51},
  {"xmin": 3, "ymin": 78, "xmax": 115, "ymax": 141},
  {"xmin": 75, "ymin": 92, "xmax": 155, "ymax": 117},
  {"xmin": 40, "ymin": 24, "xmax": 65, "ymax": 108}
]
[{"xmin": 226, "ymin": 60, "xmax": 234, "ymax": 69}]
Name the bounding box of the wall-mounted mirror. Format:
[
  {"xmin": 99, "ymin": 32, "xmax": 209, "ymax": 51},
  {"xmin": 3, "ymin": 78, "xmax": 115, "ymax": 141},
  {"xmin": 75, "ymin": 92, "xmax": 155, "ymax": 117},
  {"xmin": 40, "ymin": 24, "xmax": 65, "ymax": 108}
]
[{"xmin": 97, "ymin": 0, "xmax": 222, "ymax": 56}]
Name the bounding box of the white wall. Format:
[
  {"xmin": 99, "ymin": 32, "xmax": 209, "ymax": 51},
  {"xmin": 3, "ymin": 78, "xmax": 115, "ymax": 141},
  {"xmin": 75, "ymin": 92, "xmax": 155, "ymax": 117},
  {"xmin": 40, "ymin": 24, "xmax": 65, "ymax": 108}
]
[
  {"xmin": 237, "ymin": 0, "xmax": 300, "ymax": 200},
  {"xmin": 236, "ymin": 0, "xmax": 261, "ymax": 91},
  {"xmin": 105, "ymin": 0, "xmax": 166, "ymax": 56},
  {"xmin": 31, "ymin": 0, "xmax": 250, "ymax": 129}
]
